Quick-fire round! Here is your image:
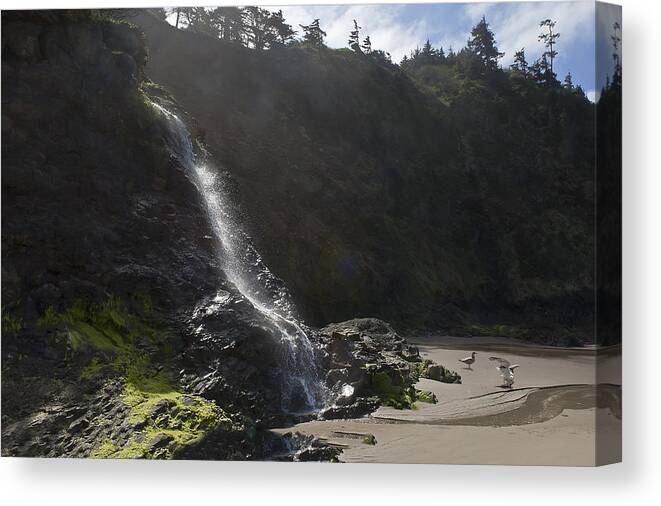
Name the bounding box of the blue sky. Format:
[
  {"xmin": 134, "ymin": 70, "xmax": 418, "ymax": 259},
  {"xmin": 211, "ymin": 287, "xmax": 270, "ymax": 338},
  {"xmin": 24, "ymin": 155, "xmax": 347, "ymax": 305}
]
[{"xmin": 268, "ymin": 1, "xmax": 620, "ymax": 100}]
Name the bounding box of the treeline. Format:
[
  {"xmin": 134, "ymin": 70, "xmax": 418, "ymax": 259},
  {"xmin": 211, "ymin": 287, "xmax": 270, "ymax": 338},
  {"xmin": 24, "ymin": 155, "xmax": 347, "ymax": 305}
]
[
  {"xmin": 144, "ymin": 8, "xmax": 622, "ymax": 99},
  {"xmin": 164, "ymin": 6, "xmax": 297, "ymax": 49},
  {"xmin": 402, "ymin": 16, "xmax": 586, "ymax": 96},
  {"xmin": 151, "ymin": 7, "xmax": 393, "ymax": 63}
]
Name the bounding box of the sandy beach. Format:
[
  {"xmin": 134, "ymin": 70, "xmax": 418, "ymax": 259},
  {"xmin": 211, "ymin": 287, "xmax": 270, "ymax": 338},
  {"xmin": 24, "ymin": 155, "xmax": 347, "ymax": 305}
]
[{"xmin": 276, "ymin": 336, "xmax": 621, "ymax": 466}]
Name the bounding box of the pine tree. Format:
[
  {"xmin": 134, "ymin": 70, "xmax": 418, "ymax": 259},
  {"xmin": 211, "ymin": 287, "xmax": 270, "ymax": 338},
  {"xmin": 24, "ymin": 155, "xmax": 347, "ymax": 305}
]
[
  {"xmin": 243, "ymin": 6, "xmax": 271, "ymax": 50},
  {"xmin": 171, "ymin": 7, "xmax": 182, "ymax": 29},
  {"xmin": 467, "ymin": 16, "xmax": 504, "ymax": 71},
  {"xmin": 214, "ymin": 7, "xmax": 246, "ymax": 44},
  {"xmin": 538, "ymin": 19, "xmax": 560, "ymax": 75},
  {"xmin": 348, "ymin": 20, "xmax": 362, "ymax": 53},
  {"xmin": 421, "ymin": 39, "xmax": 441, "ymax": 64},
  {"xmin": 510, "ymin": 48, "xmax": 529, "ymax": 76},
  {"xmin": 361, "ymin": 35, "xmax": 372, "ymax": 54},
  {"xmin": 267, "ymin": 10, "xmax": 296, "ymax": 46},
  {"xmin": 563, "ymin": 72, "xmax": 574, "ymax": 90},
  {"xmin": 176, "ymin": 8, "xmax": 196, "ymax": 30},
  {"xmin": 422, "ymin": 39, "xmax": 434, "ymax": 56},
  {"xmin": 299, "ymin": 19, "xmax": 326, "ymax": 48},
  {"xmin": 531, "ymin": 54, "xmax": 556, "ymax": 87},
  {"xmin": 179, "ymin": 8, "xmax": 221, "ymax": 37}
]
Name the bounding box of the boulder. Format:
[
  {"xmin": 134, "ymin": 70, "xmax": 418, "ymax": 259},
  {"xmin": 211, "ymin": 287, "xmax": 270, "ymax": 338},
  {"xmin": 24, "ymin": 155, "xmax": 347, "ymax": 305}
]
[
  {"xmin": 148, "ymin": 433, "xmax": 173, "ymax": 451},
  {"xmin": 319, "ymin": 318, "xmax": 459, "ymax": 413}
]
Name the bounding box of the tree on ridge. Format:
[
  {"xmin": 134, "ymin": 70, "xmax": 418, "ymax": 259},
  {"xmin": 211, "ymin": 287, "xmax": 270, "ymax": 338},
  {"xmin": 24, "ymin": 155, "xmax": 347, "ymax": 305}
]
[
  {"xmin": 300, "ymin": 19, "xmax": 327, "ymax": 48},
  {"xmin": 467, "ymin": 16, "xmax": 504, "ymax": 71}
]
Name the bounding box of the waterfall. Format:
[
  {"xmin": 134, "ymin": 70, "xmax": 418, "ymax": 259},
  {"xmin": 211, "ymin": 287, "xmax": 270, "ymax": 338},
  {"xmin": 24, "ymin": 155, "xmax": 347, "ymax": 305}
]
[{"xmin": 152, "ymin": 102, "xmax": 328, "ymax": 414}]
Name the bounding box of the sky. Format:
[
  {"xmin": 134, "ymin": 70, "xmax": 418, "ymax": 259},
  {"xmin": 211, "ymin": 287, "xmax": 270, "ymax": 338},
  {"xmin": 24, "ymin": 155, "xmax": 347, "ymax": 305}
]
[{"xmin": 169, "ymin": 2, "xmax": 623, "ymax": 101}]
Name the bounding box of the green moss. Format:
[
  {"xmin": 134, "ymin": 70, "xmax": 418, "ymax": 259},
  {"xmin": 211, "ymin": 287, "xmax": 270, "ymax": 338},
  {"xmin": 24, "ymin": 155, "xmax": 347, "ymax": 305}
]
[
  {"xmin": 369, "ymin": 371, "xmax": 417, "ymax": 410},
  {"xmin": 89, "ymin": 440, "xmax": 121, "ymax": 458},
  {"xmin": 43, "ymin": 295, "xmax": 236, "ymax": 460},
  {"xmin": 89, "ymin": 373, "xmax": 231, "ymax": 459},
  {"xmin": 80, "ymin": 357, "xmax": 105, "ymax": 380},
  {"xmin": 132, "ymin": 291, "xmax": 154, "ymax": 315},
  {"xmin": 38, "ymin": 306, "xmax": 58, "ymax": 327},
  {"xmin": 369, "ymin": 370, "xmax": 442, "ymax": 409},
  {"xmin": 415, "ymin": 390, "xmax": 437, "ymax": 404},
  {"xmin": 39, "ymin": 295, "xmax": 160, "ymax": 355},
  {"xmin": 1, "ymin": 310, "xmax": 24, "ymax": 335},
  {"xmin": 41, "ymin": 295, "xmax": 169, "ymax": 396},
  {"xmin": 362, "ymin": 434, "xmax": 377, "ymax": 445},
  {"xmin": 413, "ymin": 359, "xmax": 461, "ymax": 384}
]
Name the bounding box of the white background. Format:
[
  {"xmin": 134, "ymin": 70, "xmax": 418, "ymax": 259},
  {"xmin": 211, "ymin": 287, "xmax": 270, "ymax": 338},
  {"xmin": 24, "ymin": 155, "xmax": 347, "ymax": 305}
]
[{"xmin": 0, "ymin": 0, "xmax": 658, "ymax": 504}]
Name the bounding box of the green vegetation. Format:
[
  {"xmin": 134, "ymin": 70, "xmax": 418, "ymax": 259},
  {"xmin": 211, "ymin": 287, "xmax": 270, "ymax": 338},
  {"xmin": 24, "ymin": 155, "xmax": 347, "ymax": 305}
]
[
  {"xmin": 39, "ymin": 295, "xmax": 232, "ymax": 459},
  {"xmin": 367, "ymin": 369, "xmax": 440, "ymax": 409},
  {"xmin": 415, "ymin": 390, "xmax": 438, "ymax": 404},
  {"xmin": 91, "ymin": 374, "xmax": 231, "ymax": 459},
  {"xmin": 369, "ymin": 371, "xmax": 420, "ymax": 410},
  {"xmin": 38, "ymin": 295, "xmax": 168, "ymax": 386},
  {"xmin": 80, "ymin": 357, "xmax": 105, "ymax": 380},
  {"xmin": 39, "ymin": 295, "xmax": 158, "ymax": 354},
  {"xmin": 413, "ymin": 359, "xmax": 461, "ymax": 384},
  {"xmin": 2, "ymin": 310, "xmax": 24, "ymax": 335},
  {"xmin": 362, "ymin": 434, "xmax": 377, "ymax": 445}
]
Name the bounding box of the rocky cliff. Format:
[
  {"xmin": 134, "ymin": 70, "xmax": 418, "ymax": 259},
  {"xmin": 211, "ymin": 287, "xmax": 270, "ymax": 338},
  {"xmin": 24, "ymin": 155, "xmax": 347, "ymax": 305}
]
[{"xmin": 1, "ymin": 10, "xmax": 453, "ymax": 459}]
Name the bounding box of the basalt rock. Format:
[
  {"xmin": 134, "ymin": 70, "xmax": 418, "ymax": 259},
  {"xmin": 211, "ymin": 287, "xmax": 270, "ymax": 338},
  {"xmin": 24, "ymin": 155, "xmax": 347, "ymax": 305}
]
[
  {"xmin": 318, "ymin": 318, "xmax": 458, "ymax": 416},
  {"xmin": 1, "ymin": 10, "xmax": 315, "ymax": 459}
]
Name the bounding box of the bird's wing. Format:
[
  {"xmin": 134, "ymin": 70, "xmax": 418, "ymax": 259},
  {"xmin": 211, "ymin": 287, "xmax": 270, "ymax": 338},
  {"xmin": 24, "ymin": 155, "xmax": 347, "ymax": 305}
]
[
  {"xmin": 510, "ymin": 364, "xmax": 520, "ymax": 371},
  {"xmin": 489, "ymin": 356, "xmax": 511, "ymax": 368},
  {"xmin": 495, "ymin": 366, "xmax": 508, "ymax": 378}
]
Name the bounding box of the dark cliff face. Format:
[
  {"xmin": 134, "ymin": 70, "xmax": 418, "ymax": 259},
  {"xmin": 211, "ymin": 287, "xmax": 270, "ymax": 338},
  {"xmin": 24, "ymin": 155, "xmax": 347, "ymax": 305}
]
[
  {"xmin": 2, "ymin": 10, "xmax": 213, "ymax": 327},
  {"xmin": 136, "ymin": 12, "xmax": 596, "ymax": 340},
  {"xmin": 136, "ymin": 12, "xmax": 464, "ymax": 330},
  {"xmin": 1, "ymin": 11, "xmax": 298, "ymax": 458},
  {"xmin": 1, "ymin": 11, "xmax": 437, "ymax": 459}
]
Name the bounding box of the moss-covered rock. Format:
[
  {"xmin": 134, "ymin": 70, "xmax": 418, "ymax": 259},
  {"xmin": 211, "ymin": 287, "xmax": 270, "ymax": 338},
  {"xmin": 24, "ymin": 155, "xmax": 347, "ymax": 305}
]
[
  {"xmin": 319, "ymin": 319, "xmax": 458, "ymax": 414},
  {"xmin": 90, "ymin": 376, "xmax": 233, "ymax": 459},
  {"xmin": 362, "ymin": 434, "xmax": 377, "ymax": 445},
  {"xmin": 414, "ymin": 359, "xmax": 461, "ymax": 384}
]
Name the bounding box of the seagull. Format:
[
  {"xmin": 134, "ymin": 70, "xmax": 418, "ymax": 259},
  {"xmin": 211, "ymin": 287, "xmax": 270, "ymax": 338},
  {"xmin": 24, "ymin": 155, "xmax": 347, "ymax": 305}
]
[
  {"xmin": 489, "ymin": 356, "xmax": 519, "ymax": 388},
  {"xmin": 459, "ymin": 352, "xmax": 477, "ymax": 370}
]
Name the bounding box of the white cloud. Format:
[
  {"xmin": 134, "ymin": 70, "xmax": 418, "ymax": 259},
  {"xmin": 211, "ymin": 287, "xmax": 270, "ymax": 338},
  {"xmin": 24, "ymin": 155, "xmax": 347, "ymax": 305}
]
[
  {"xmin": 271, "ymin": 2, "xmax": 595, "ymax": 68},
  {"xmin": 470, "ymin": 1, "xmax": 595, "ymax": 67},
  {"xmin": 463, "ymin": 1, "xmax": 497, "ymax": 22}
]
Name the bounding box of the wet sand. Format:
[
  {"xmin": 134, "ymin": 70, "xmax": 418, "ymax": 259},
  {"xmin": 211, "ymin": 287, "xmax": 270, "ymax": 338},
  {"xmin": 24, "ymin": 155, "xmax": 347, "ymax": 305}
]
[{"xmin": 276, "ymin": 336, "xmax": 621, "ymax": 466}]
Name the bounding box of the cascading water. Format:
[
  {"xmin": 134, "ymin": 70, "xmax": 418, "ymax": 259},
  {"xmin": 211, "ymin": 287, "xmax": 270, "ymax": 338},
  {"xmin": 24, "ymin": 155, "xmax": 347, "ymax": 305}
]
[{"xmin": 152, "ymin": 102, "xmax": 328, "ymax": 414}]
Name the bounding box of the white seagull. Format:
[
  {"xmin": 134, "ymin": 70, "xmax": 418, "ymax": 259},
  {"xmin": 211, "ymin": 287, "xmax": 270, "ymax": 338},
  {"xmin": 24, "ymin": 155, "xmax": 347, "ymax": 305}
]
[
  {"xmin": 489, "ymin": 356, "xmax": 519, "ymax": 388},
  {"xmin": 459, "ymin": 352, "xmax": 477, "ymax": 370}
]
